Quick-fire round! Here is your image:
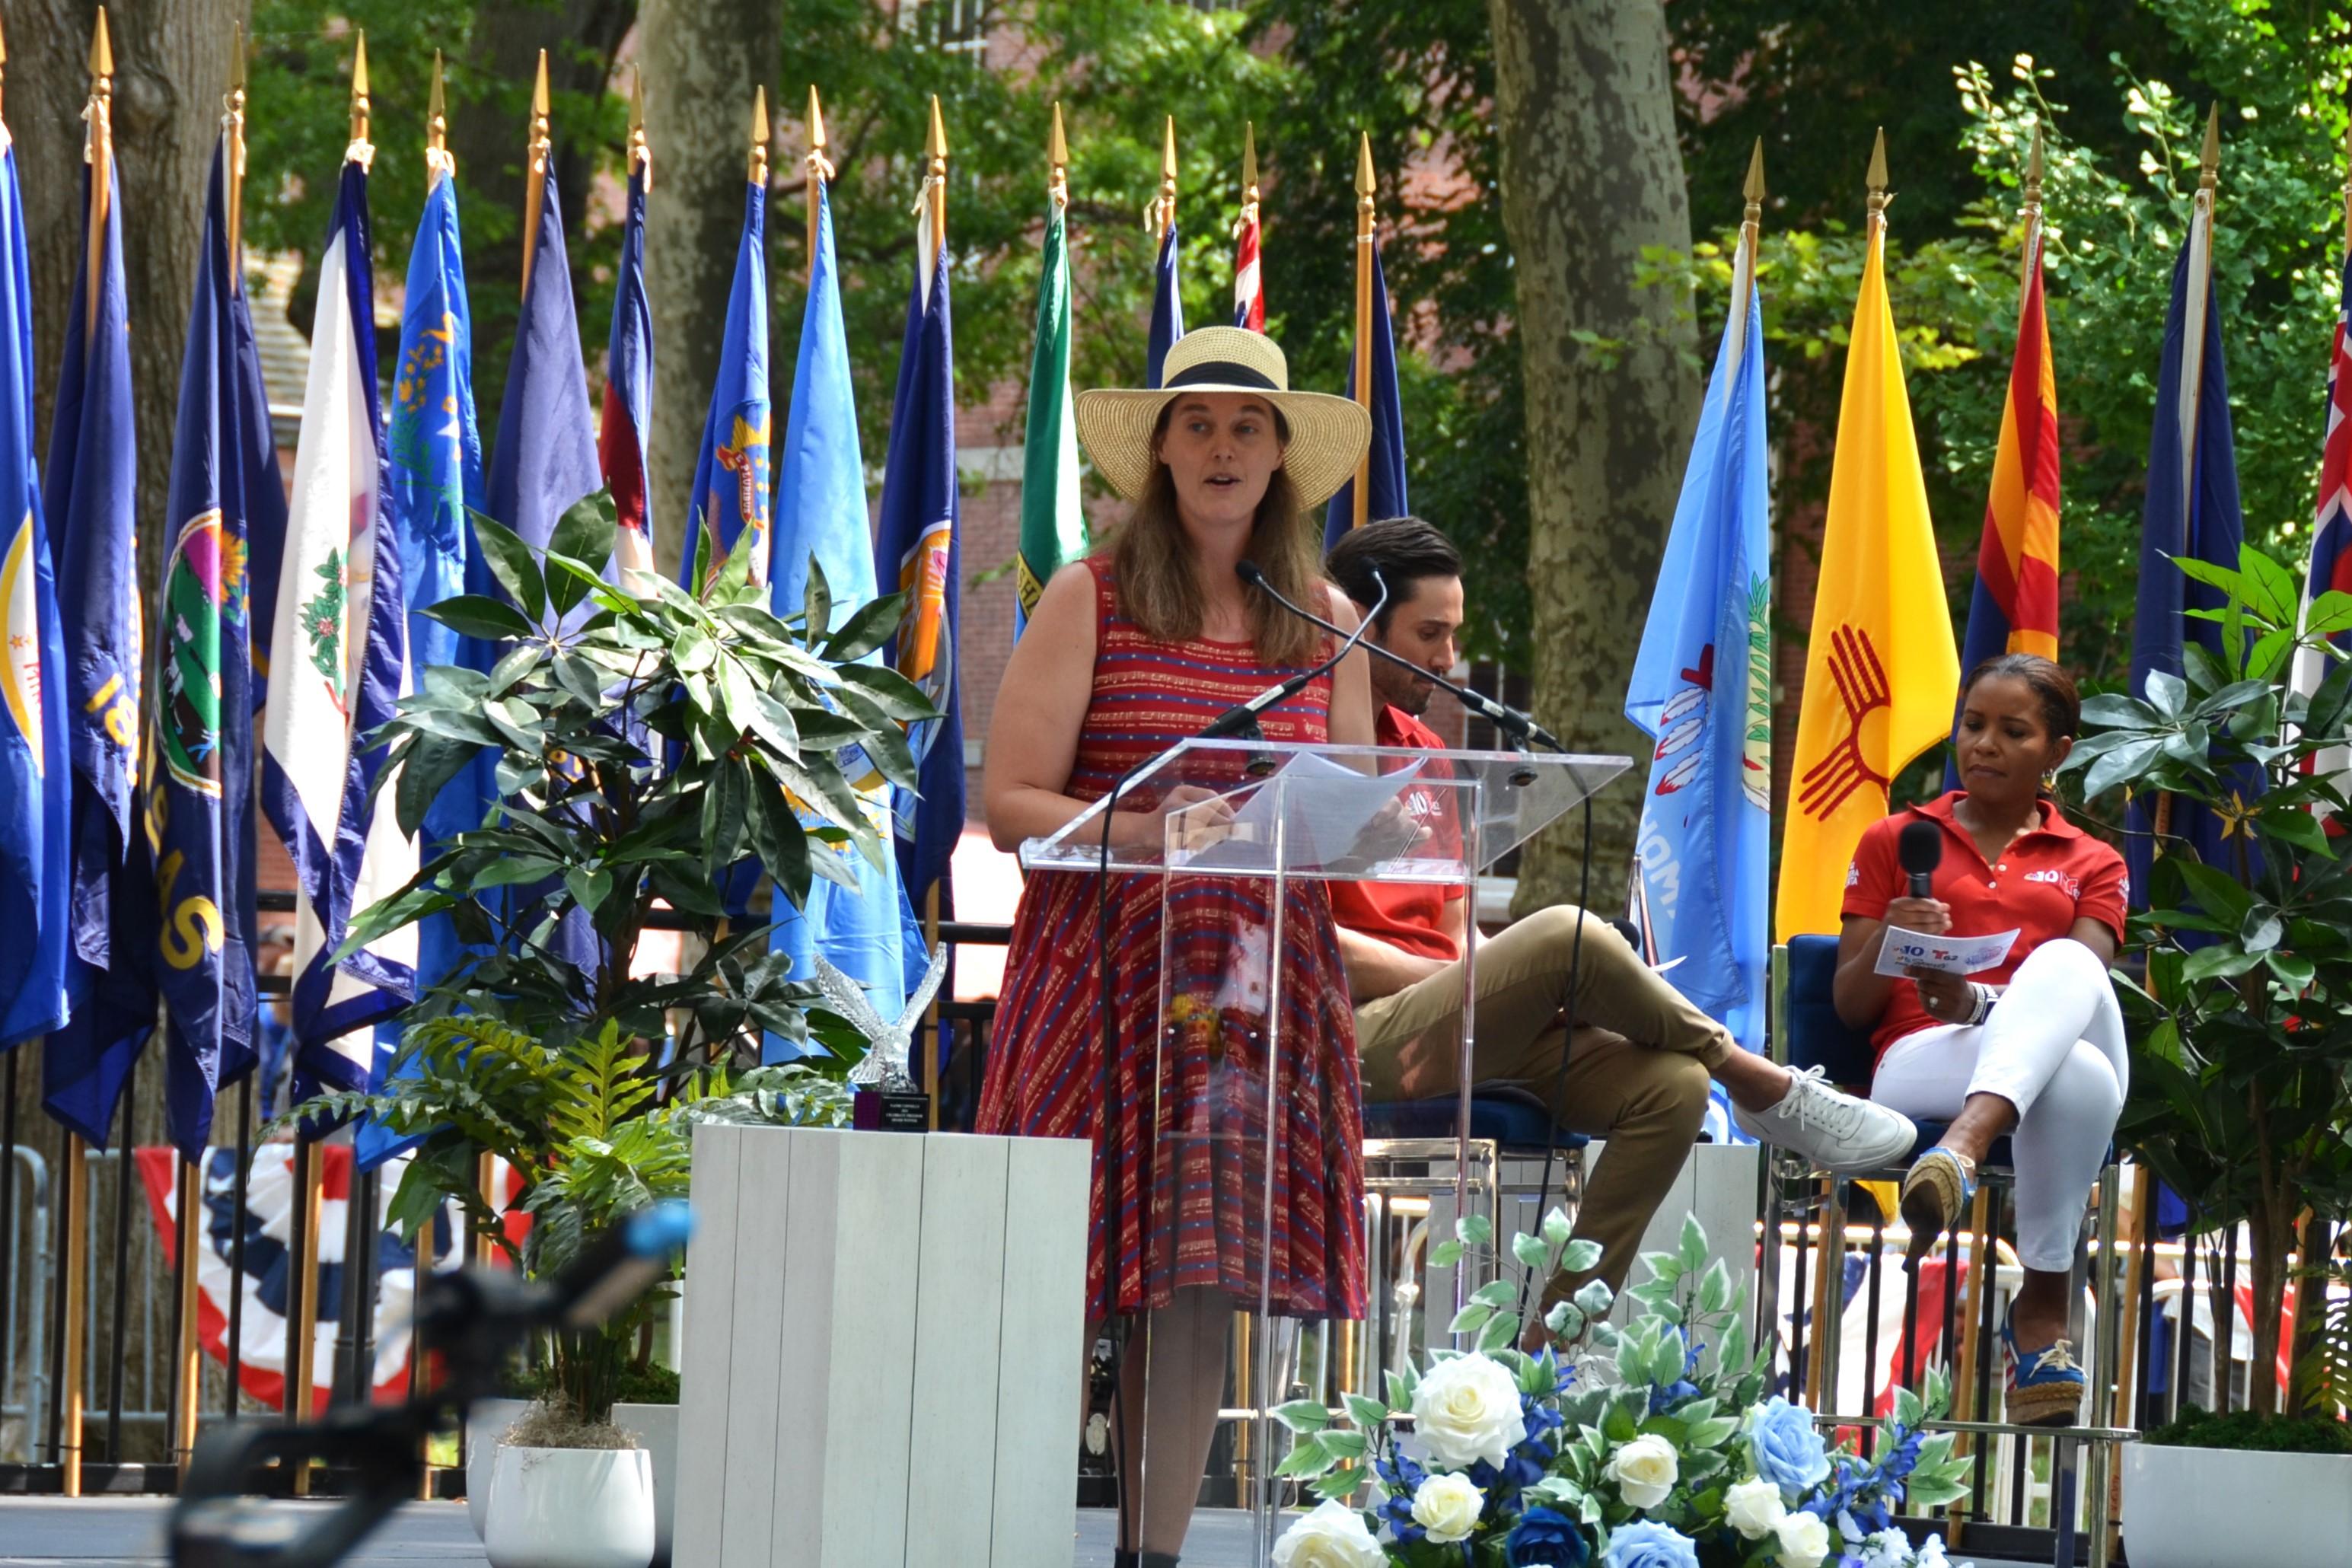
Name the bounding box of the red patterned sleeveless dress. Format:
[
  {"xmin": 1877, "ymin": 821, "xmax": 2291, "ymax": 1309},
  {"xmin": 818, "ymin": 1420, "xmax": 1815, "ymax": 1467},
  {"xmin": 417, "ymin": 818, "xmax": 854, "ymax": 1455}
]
[{"xmin": 977, "ymin": 558, "xmax": 1366, "ymax": 1323}]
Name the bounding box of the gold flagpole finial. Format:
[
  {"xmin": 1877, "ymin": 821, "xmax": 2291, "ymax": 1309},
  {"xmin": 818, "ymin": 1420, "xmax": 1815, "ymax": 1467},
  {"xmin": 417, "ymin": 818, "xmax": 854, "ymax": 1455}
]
[
  {"xmin": 2199, "ymin": 103, "xmax": 2220, "ymax": 193},
  {"xmin": 1048, "ymin": 100, "xmax": 1069, "ymax": 208},
  {"xmin": 521, "ymin": 49, "xmax": 552, "ymax": 295},
  {"xmin": 90, "ymin": 6, "xmax": 113, "ymax": 80},
  {"xmin": 805, "ymin": 84, "xmax": 829, "ymax": 276},
  {"xmin": 626, "ymin": 65, "xmax": 649, "ymax": 189},
  {"xmin": 84, "ymin": 8, "xmax": 115, "ymax": 335},
  {"xmin": 225, "ymin": 21, "xmax": 248, "ymax": 254},
  {"xmin": 2024, "ymin": 120, "xmax": 2046, "ymax": 207},
  {"xmin": 1152, "ymin": 114, "xmax": 1177, "ymax": 238},
  {"xmin": 0, "ymin": 5, "xmax": 11, "ymax": 120},
  {"xmin": 926, "ymin": 94, "xmax": 948, "ymax": 245},
  {"xmin": 1350, "ymin": 131, "xmax": 1377, "ymax": 527},
  {"xmin": 1865, "ymin": 126, "xmax": 1888, "ymax": 221},
  {"xmin": 425, "ymin": 49, "xmax": 452, "ymax": 182},
  {"xmin": 1742, "ymin": 138, "xmax": 1765, "ymax": 225},
  {"xmin": 1242, "ymin": 121, "xmax": 1260, "ymax": 205},
  {"xmin": 748, "ymin": 84, "xmax": 768, "ymax": 185},
  {"xmin": 1355, "ymin": 130, "xmax": 1375, "ymax": 201},
  {"xmin": 346, "ymin": 30, "xmax": 371, "ymax": 164}
]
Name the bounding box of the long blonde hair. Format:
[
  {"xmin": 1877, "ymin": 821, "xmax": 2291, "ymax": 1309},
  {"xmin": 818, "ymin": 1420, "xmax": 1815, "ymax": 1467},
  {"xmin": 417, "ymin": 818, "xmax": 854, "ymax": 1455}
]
[{"xmin": 1104, "ymin": 410, "xmax": 1326, "ymax": 668}]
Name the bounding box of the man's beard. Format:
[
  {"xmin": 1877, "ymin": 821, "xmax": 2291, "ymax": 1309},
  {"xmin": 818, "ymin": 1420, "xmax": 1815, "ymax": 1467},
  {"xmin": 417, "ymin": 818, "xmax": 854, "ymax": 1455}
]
[{"xmin": 1375, "ymin": 671, "xmax": 1436, "ymax": 717}]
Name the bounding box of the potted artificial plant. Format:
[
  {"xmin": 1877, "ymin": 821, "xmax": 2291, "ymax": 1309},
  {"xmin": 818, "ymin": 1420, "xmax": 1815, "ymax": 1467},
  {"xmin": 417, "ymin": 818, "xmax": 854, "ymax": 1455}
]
[
  {"xmin": 2059, "ymin": 545, "xmax": 2352, "ymax": 1568},
  {"xmin": 304, "ymin": 495, "xmax": 922, "ymax": 1568}
]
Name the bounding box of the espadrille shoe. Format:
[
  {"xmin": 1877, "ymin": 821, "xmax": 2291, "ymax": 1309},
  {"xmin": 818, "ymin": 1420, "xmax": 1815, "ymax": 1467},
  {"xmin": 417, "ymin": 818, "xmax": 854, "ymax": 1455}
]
[
  {"xmin": 1898, "ymin": 1146, "xmax": 1976, "ymax": 1266},
  {"xmin": 2001, "ymin": 1311, "xmax": 2086, "ymax": 1428}
]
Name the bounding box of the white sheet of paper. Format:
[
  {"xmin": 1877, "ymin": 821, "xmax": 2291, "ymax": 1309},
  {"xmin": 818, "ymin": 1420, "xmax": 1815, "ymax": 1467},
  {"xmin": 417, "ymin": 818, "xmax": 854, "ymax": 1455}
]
[
  {"xmin": 1872, "ymin": 925, "xmax": 2021, "ymax": 978},
  {"xmin": 1167, "ymin": 751, "xmax": 1423, "ymax": 872}
]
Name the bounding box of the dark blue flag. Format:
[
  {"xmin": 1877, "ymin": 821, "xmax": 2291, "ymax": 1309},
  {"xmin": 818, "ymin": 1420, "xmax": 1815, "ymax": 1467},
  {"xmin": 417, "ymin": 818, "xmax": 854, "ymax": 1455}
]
[
  {"xmin": 1146, "ymin": 221, "xmax": 1184, "ymax": 390},
  {"xmin": 148, "ymin": 139, "xmax": 271, "ymax": 1157},
  {"xmin": 43, "ymin": 153, "xmax": 154, "ymax": 1146},
  {"xmin": 2127, "ymin": 210, "xmax": 2250, "ymax": 904},
  {"xmin": 486, "ymin": 160, "xmax": 600, "ymax": 559},
  {"xmin": 0, "ymin": 108, "xmax": 70, "ymax": 1050},
  {"xmin": 0, "ymin": 110, "xmax": 69, "ymax": 1048},
  {"xmin": 1323, "ymin": 237, "xmax": 1408, "ymax": 548},
  {"xmin": 877, "ymin": 241, "xmax": 964, "ymax": 919}
]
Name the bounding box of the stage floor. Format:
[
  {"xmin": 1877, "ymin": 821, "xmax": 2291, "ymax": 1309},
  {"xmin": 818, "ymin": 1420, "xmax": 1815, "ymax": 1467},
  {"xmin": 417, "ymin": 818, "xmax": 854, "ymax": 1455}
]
[{"xmin": 0, "ymin": 1497, "xmax": 2051, "ymax": 1566}]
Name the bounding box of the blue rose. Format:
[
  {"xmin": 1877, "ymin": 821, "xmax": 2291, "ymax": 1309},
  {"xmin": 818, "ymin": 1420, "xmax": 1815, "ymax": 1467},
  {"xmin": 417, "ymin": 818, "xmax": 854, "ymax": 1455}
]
[
  {"xmin": 1599, "ymin": 1519, "xmax": 1699, "ymax": 1568},
  {"xmin": 1507, "ymin": 1506, "xmax": 1589, "ymax": 1567},
  {"xmin": 1747, "ymin": 1397, "xmax": 1832, "ymax": 1498}
]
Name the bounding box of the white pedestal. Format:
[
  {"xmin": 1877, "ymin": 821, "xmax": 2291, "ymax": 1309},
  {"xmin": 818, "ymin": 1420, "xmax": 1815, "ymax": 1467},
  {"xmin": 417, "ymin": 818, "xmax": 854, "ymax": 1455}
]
[{"xmin": 673, "ymin": 1127, "xmax": 1092, "ymax": 1568}]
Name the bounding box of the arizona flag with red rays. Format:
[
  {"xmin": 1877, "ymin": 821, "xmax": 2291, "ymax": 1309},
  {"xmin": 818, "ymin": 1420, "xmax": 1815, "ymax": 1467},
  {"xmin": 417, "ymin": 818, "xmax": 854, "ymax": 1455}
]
[{"xmin": 1955, "ymin": 230, "xmax": 2060, "ymax": 690}]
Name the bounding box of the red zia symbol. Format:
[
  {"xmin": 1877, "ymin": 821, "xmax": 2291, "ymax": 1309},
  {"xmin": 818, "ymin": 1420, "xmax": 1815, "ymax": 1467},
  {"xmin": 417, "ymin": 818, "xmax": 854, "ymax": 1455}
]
[{"xmin": 1796, "ymin": 624, "xmax": 1891, "ymax": 820}]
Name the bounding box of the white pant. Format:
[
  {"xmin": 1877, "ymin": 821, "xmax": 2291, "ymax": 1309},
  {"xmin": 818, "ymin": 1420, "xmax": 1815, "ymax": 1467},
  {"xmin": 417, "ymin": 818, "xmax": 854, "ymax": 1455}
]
[{"xmin": 1868, "ymin": 938, "xmax": 2127, "ymax": 1273}]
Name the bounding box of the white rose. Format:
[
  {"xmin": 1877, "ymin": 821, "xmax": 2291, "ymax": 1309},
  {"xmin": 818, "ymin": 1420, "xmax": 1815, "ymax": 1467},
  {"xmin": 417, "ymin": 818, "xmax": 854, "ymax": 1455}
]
[
  {"xmin": 1724, "ymin": 1475, "xmax": 1788, "ymax": 1539},
  {"xmin": 1409, "ymin": 1471, "xmax": 1485, "ymax": 1544},
  {"xmin": 1604, "ymin": 1432, "xmax": 1681, "ymax": 1510},
  {"xmin": 1271, "ymin": 1499, "xmax": 1386, "ymax": 1568},
  {"xmin": 1409, "ymin": 1354, "xmax": 1528, "ymax": 1471},
  {"xmin": 1774, "ymin": 1509, "xmax": 1833, "ymax": 1568}
]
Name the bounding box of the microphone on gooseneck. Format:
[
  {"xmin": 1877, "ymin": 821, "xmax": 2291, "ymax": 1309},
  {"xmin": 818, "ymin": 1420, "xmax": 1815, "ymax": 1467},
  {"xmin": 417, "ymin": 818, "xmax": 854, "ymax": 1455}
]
[
  {"xmin": 1238, "ymin": 561, "xmax": 1569, "ymax": 753},
  {"xmin": 1898, "ymin": 819, "xmax": 1942, "ymax": 899},
  {"xmin": 1194, "ymin": 566, "xmax": 1388, "ymax": 740}
]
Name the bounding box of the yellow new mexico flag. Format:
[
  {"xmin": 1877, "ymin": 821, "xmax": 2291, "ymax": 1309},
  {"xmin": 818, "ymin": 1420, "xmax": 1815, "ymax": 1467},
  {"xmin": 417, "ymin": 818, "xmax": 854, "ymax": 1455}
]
[{"xmin": 1776, "ymin": 218, "xmax": 1958, "ymax": 939}]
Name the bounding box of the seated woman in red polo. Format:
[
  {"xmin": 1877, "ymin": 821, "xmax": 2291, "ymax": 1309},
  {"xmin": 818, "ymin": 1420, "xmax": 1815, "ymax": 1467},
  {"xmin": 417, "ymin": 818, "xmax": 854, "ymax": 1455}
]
[{"xmin": 1831, "ymin": 653, "xmax": 2128, "ymax": 1429}]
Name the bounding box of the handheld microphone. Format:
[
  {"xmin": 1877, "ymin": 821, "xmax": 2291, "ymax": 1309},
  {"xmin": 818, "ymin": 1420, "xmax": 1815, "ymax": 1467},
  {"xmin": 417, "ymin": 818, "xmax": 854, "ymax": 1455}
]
[
  {"xmin": 1195, "ymin": 566, "xmax": 1389, "ymax": 740},
  {"xmin": 1898, "ymin": 819, "xmax": 1942, "ymax": 898},
  {"xmin": 1238, "ymin": 561, "xmax": 1568, "ymax": 753}
]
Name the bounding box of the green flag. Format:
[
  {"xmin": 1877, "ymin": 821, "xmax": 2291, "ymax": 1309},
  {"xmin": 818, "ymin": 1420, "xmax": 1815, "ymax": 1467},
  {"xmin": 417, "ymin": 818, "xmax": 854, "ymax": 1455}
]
[{"xmin": 1015, "ymin": 199, "xmax": 1085, "ymax": 633}]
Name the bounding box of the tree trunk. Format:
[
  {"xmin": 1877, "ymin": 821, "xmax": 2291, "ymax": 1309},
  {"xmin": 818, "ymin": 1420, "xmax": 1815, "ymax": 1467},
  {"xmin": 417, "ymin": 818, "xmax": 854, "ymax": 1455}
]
[
  {"xmin": 17, "ymin": 0, "xmax": 241, "ymax": 599},
  {"xmin": 637, "ymin": 0, "xmax": 778, "ymax": 585},
  {"xmin": 1484, "ymin": 0, "xmax": 1696, "ymax": 913}
]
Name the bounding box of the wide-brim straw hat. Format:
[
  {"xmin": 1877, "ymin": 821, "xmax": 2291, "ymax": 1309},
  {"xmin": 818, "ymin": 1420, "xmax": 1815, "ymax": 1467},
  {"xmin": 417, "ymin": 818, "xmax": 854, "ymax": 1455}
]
[{"xmin": 1075, "ymin": 327, "xmax": 1372, "ymax": 508}]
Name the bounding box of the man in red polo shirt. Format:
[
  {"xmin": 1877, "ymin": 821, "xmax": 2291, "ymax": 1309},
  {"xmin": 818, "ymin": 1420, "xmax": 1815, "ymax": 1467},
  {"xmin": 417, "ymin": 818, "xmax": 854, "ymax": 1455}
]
[{"xmin": 1324, "ymin": 519, "xmax": 1915, "ymax": 1296}]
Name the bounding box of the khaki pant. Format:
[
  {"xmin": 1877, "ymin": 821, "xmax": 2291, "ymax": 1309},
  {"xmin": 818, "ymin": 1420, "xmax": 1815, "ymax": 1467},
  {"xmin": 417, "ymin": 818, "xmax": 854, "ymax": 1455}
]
[{"xmin": 1355, "ymin": 905, "xmax": 1729, "ymax": 1299}]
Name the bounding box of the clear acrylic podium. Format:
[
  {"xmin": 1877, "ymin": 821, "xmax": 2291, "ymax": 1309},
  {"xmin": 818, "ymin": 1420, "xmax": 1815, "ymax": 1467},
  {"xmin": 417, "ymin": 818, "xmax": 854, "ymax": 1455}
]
[{"xmin": 1020, "ymin": 738, "xmax": 1627, "ymax": 1564}]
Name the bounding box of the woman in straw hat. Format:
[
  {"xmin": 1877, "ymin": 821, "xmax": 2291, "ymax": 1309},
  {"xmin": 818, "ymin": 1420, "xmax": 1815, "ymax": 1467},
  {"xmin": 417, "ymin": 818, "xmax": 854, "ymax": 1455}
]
[{"xmin": 980, "ymin": 327, "xmax": 1373, "ymax": 1566}]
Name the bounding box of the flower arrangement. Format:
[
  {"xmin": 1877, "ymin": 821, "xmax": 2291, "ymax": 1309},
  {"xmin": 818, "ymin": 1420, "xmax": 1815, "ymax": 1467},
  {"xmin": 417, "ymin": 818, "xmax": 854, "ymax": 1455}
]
[{"xmin": 1270, "ymin": 1212, "xmax": 1975, "ymax": 1568}]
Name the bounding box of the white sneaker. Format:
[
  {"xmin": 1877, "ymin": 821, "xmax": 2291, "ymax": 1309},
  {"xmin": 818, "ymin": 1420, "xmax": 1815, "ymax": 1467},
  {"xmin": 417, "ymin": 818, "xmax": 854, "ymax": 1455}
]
[{"xmin": 1732, "ymin": 1066, "xmax": 1917, "ymax": 1174}]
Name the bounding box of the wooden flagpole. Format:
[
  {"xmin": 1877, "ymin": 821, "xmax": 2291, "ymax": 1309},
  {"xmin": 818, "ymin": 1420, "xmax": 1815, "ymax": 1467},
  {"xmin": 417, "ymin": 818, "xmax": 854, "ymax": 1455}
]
[
  {"xmin": 923, "ymin": 94, "xmax": 949, "ymax": 1130},
  {"xmin": 59, "ymin": 11, "xmax": 117, "ymax": 1498}
]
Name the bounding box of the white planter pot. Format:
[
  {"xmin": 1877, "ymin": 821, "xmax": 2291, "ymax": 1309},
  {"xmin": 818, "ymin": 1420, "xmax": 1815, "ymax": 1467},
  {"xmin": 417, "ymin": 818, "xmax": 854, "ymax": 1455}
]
[
  {"xmin": 483, "ymin": 1444, "xmax": 655, "ymax": 1568},
  {"xmin": 611, "ymin": 1402, "xmax": 677, "ymax": 1566},
  {"xmin": 465, "ymin": 1397, "xmax": 530, "ymax": 1541},
  {"xmin": 2122, "ymin": 1440, "xmax": 2352, "ymax": 1568}
]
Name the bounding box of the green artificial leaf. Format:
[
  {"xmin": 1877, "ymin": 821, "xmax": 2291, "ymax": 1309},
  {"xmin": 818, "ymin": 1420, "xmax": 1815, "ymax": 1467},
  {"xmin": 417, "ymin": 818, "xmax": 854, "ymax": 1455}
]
[
  {"xmin": 1512, "ymin": 1231, "xmax": 1551, "ymax": 1272},
  {"xmin": 1343, "ymin": 1392, "xmax": 1388, "ymax": 1432},
  {"xmin": 1272, "ymin": 1398, "xmax": 1332, "ymax": 1433},
  {"xmin": 2143, "ymin": 668, "xmax": 2189, "ymax": 720},
  {"xmin": 470, "ymin": 512, "xmax": 547, "ymax": 625},
  {"xmin": 2264, "ymin": 949, "xmax": 2317, "ymax": 990},
  {"xmin": 1321, "ymin": 1430, "xmax": 1370, "ymax": 1461},
  {"xmin": 2077, "ymin": 692, "xmax": 2158, "ymax": 730},
  {"xmin": 1696, "ymin": 1258, "xmax": 1731, "ymax": 1317},
  {"xmin": 549, "ymin": 488, "xmax": 619, "ymax": 581},
  {"xmin": 1450, "ymin": 1302, "xmax": 1494, "ymax": 1337},
  {"xmin": 1428, "ymin": 1239, "xmax": 1464, "ymax": 1269},
  {"xmin": 2305, "ymin": 590, "xmax": 2352, "ymax": 637},
  {"xmin": 1273, "ymin": 1433, "xmax": 1334, "ymax": 1478},
  {"xmin": 823, "ymin": 594, "xmax": 907, "ymax": 661},
  {"xmin": 1677, "ymin": 1213, "xmax": 1709, "ymax": 1274},
  {"xmin": 2239, "ymin": 906, "xmax": 2285, "ymax": 955},
  {"xmin": 2239, "ymin": 544, "xmax": 2303, "ymax": 629},
  {"xmin": 1385, "ymin": 1366, "xmax": 1419, "ymax": 1411},
  {"xmin": 424, "ymin": 594, "xmax": 538, "ymax": 642},
  {"xmin": 1541, "ymin": 1206, "xmax": 1574, "ymax": 1248},
  {"xmin": 802, "ymin": 554, "xmax": 833, "ymax": 639},
  {"xmin": 2083, "ymin": 738, "xmax": 2164, "ymax": 801},
  {"xmin": 2181, "ymin": 944, "xmax": 2263, "ymax": 983},
  {"xmin": 2256, "ymin": 808, "xmax": 2335, "ymax": 859},
  {"xmin": 1477, "ymin": 1311, "xmax": 1522, "ymax": 1353},
  {"xmin": 835, "ymin": 661, "xmax": 939, "ymax": 722}
]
